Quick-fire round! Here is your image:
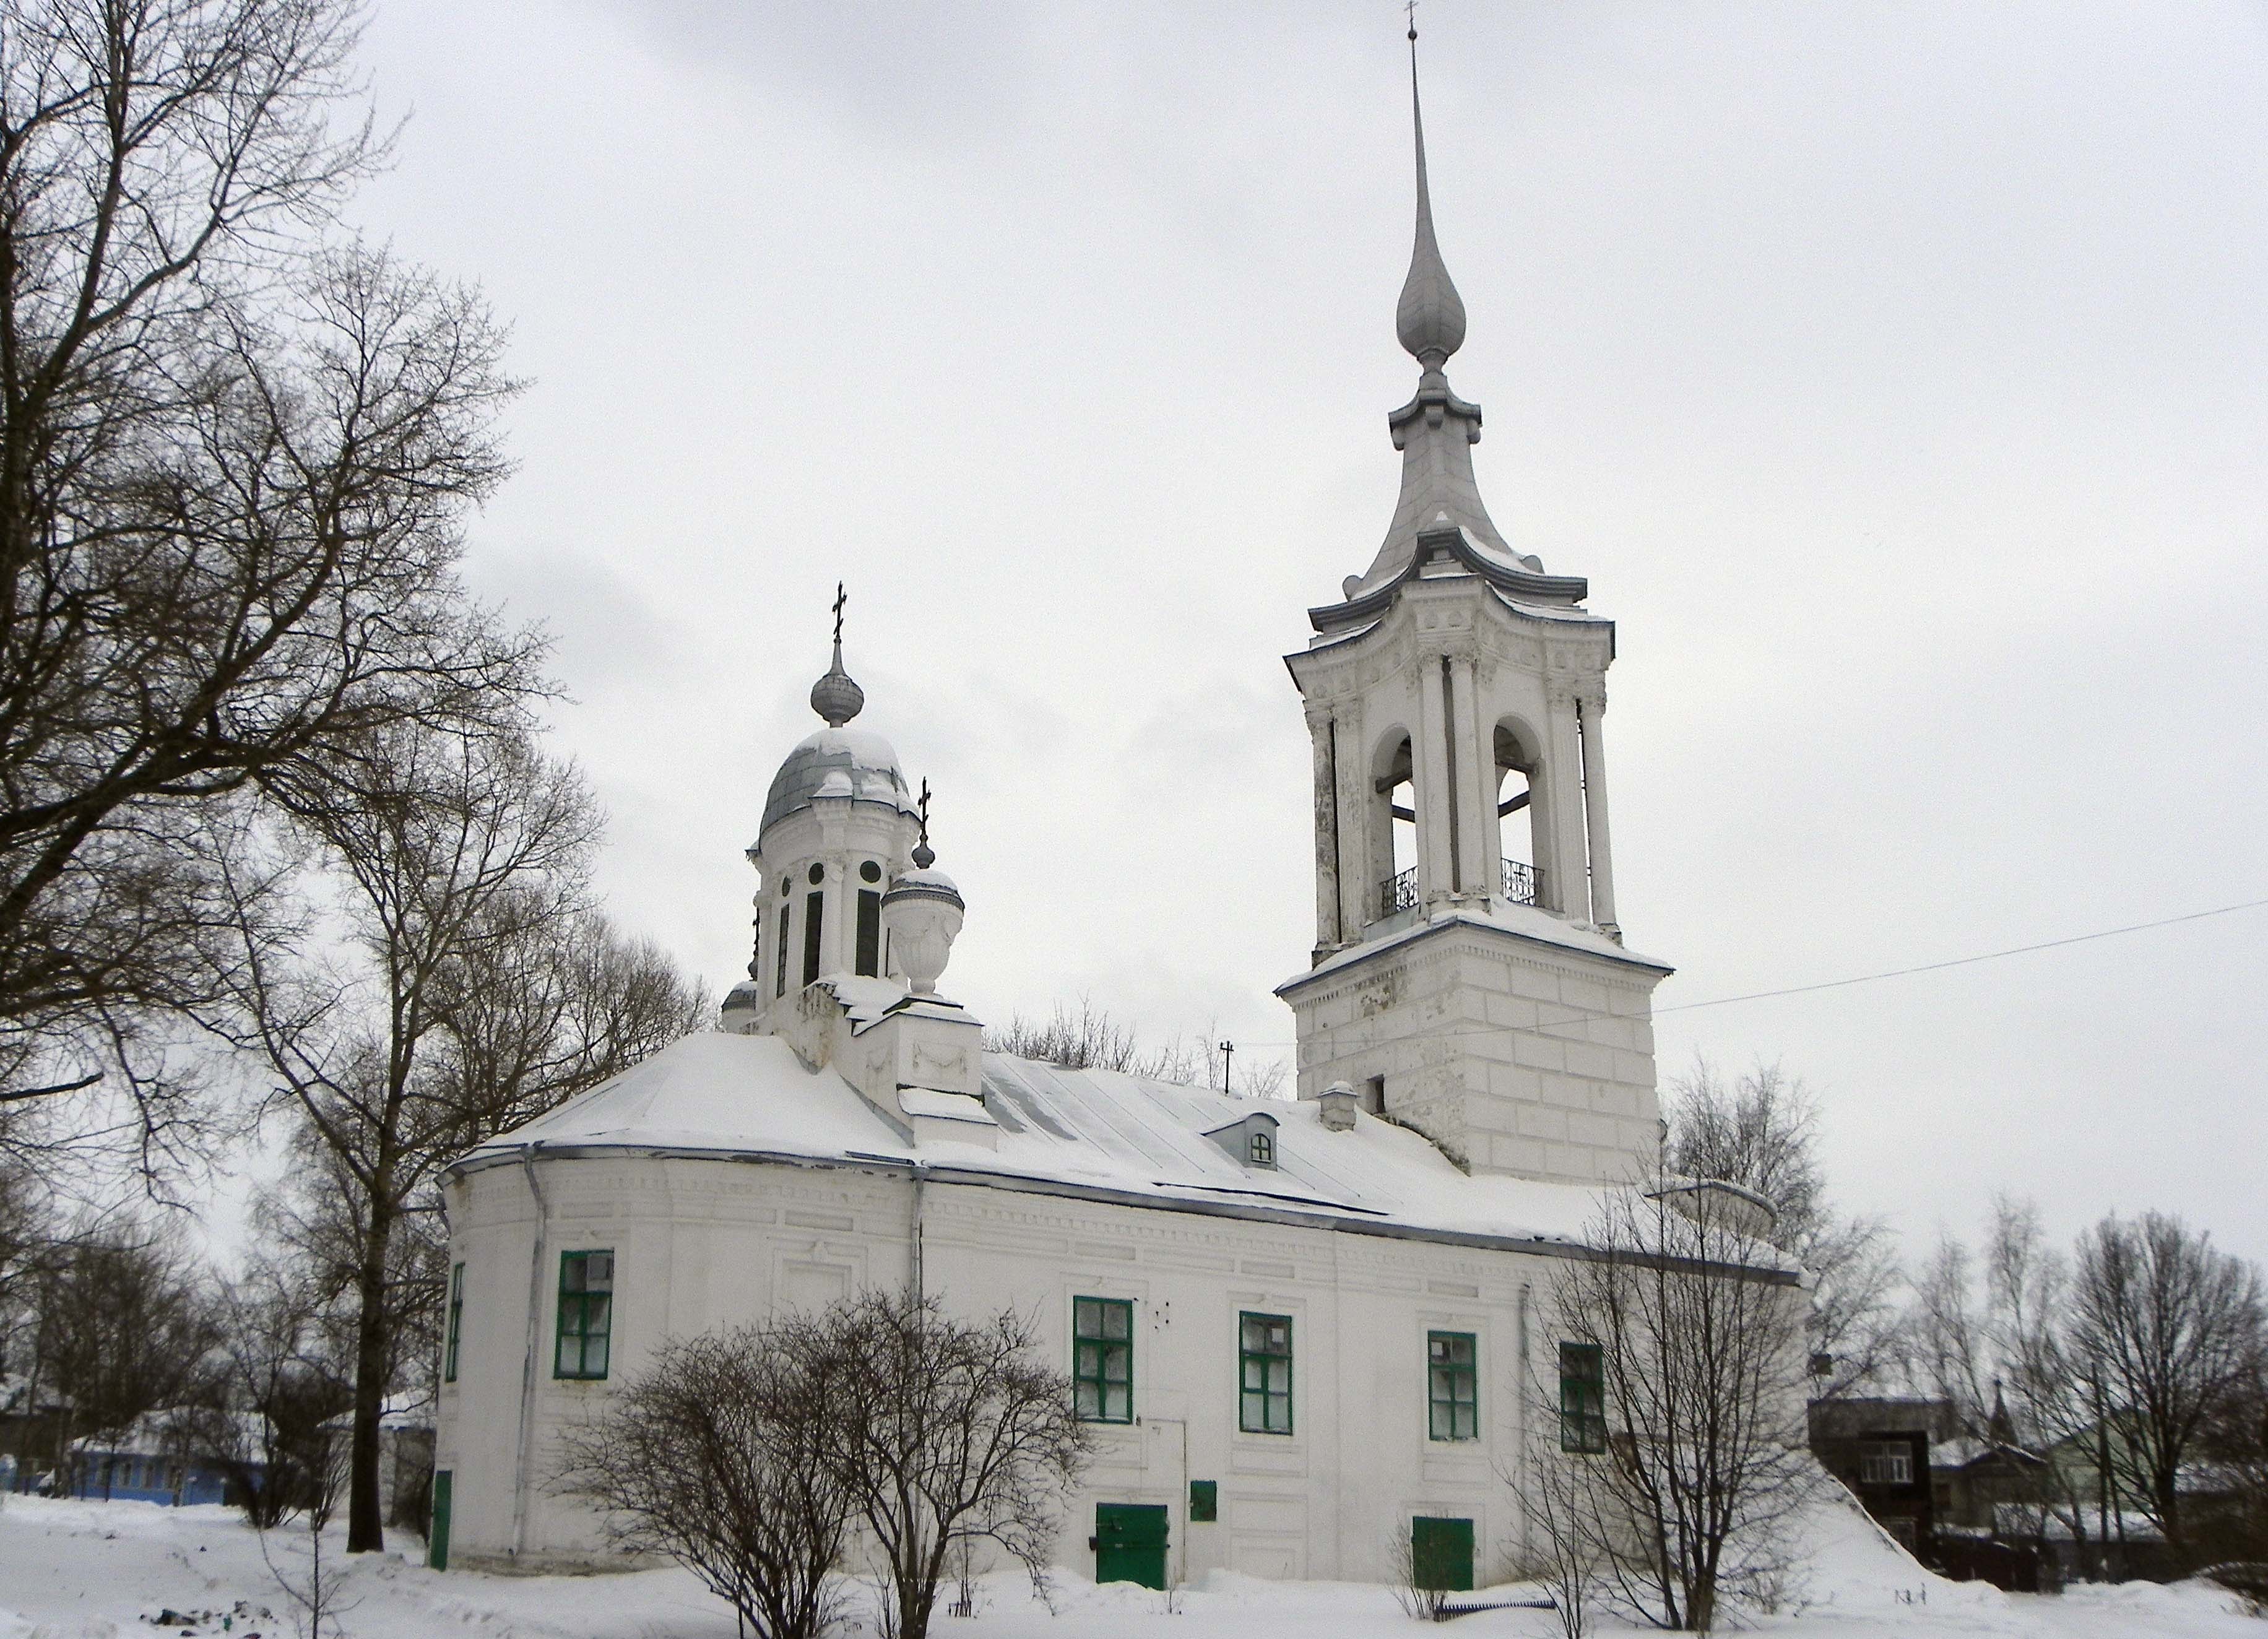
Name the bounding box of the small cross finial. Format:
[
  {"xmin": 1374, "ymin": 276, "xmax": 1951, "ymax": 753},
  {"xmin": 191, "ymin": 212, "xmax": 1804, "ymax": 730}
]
[
  {"xmin": 912, "ymin": 778, "xmax": 937, "ymax": 870},
  {"xmin": 1405, "ymin": 0, "xmax": 1418, "ymax": 41},
  {"xmin": 831, "ymin": 581, "xmax": 847, "ymax": 646}
]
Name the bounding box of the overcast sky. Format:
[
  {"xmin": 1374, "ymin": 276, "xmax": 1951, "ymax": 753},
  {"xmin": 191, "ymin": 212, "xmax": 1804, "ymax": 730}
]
[{"xmin": 336, "ymin": 1, "xmax": 2268, "ymax": 1269}]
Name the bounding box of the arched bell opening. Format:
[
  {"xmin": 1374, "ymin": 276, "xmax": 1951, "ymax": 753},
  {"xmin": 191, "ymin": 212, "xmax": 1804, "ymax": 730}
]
[
  {"xmin": 1369, "ymin": 728, "xmax": 1418, "ymax": 921},
  {"xmin": 1492, "ymin": 719, "xmax": 1545, "ymax": 909}
]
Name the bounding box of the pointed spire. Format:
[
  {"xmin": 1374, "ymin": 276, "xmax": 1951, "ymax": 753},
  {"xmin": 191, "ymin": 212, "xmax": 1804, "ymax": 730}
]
[
  {"xmin": 808, "ymin": 581, "xmax": 865, "ymax": 727},
  {"xmin": 1396, "ymin": 17, "xmax": 1467, "ymax": 374}
]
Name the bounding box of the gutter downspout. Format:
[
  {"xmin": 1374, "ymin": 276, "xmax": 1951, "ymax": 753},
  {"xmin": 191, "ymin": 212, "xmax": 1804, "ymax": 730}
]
[
  {"xmin": 511, "ymin": 1142, "xmax": 550, "ymax": 1560},
  {"xmin": 910, "ymin": 1165, "xmax": 925, "ymax": 1301},
  {"xmin": 1516, "ymin": 1280, "xmax": 1533, "ymax": 1565}
]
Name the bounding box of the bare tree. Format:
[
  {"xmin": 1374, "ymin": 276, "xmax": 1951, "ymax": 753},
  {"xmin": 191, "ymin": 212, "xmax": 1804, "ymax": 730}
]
[
  {"xmin": 1664, "ymin": 1058, "xmax": 1902, "ymax": 1400},
  {"xmin": 1908, "ymin": 1198, "xmax": 2111, "ymax": 1575},
  {"xmin": 1387, "ymin": 1523, "xmax": 1453, "ymax": 1622},
  {"xmin": 0, "ymin": 2, "xmax": 546, "ymax": 1163},
  {"xmin": 209, "ymin": 719, "xmax": 705, "ymax": 1552},
  {"xmin": 2061, "ymin": 1211, "xmax": 2267, "ymax": 1559},
  {"xmin": 185, "ymin": 1253, "xmax": 354, "ymax": 1528},
  {"xmin": 788, "ymin": 1291, "xmax": 1089, "ymax": 1639},
  {"xmin": 1533, "ymin": 1185, "xmax": 1819, "ymax": 1632},
  {"xmin": 985, "ymin": 1001, "xmax": 1291, "ymax": 1098},
  {"xmin": 553, "ymin": 1326, "xmax": 852, "ymax": 1639},
  {"xmin": 1507, "ymin": 1423, "xmax": 1595, "ymax": 1639},
  {"xmin": 33, "ymin": 1215, "xmax": 222, "ymax": 1492}
]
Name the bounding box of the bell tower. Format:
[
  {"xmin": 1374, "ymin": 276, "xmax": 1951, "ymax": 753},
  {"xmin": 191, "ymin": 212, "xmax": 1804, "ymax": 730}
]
[{"xmin": 1276, "ymin": 28, "xmax": 1671, "ymax": 1187}]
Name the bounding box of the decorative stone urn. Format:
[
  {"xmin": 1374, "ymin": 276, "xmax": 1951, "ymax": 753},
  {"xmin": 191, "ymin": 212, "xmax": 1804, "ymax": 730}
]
[{"xmin": 881, "ymin": 868, "xmax": 964, "ymax": 995}]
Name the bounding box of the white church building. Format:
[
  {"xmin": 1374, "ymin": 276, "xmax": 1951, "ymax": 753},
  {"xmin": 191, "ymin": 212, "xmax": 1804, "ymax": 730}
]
[{"xmin": 430, "ymin": 48, "xmax": 1792, "ymax": 1591}]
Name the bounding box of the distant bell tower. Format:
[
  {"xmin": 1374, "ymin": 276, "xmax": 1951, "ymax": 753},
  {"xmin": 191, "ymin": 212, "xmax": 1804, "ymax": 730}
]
[{"xmin": 1276, "ymin": 27, "xmax": 1671, "ymax": 1187}]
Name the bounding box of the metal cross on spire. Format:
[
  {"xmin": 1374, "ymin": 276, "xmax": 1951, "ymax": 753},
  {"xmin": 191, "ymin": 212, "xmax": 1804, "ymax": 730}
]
[
  {"xmin": 912, "ymin": 779, "xmax": 936, "ymax": 869},
  {"xmin": 831, "ymin": 581, "xmax": 847, "ymax": 647}
]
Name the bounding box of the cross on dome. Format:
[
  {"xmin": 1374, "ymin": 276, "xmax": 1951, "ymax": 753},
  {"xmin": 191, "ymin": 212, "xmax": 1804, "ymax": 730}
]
[{"xmin": 808, "ymin": 580, "xmax": 865, "ymax": 727}]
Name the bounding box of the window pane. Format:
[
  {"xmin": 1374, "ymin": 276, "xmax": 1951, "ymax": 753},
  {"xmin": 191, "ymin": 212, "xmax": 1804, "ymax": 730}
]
[
  {"xmin": 1105, "ymin": 1383, "xmax": 1130, "ymax": 1419},
  {"xmin": 1104, "ymin": 1349, "xmax": 1129, "ymax": 1383},
  {"xmin": 588, "ymin": 1253, "xmax": 613, "ymax": 1289},
  {"xmin": 1075, "ymin": 1302, "xmax": 1100, "ymax": 1339},
  {"xmin": 1104, "ymin": 1304, "xmax": 1130, "ymax": 1340},
  {"xmin": 1076, "ymin": 1382, "xmax": 1099, "ymax": 1416}
]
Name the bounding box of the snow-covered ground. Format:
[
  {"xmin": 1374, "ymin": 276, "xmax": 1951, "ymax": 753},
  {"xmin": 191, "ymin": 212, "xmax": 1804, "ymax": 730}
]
[{"xmin": 0, "ymin": 1490, "xmax": 2257, "ymax": 1639}]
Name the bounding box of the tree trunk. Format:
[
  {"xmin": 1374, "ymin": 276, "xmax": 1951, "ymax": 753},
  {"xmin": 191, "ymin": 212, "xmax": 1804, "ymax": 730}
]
[{"xmin": 346, "ymin": 1203, "xmax": 396, "ymax": 1553}]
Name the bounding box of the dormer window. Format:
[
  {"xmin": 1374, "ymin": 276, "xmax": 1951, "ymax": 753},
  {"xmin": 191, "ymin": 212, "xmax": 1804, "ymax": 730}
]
[{"xmin": 1204, "ymin": 1110, "xmax": 1281, "ymax": 1171}]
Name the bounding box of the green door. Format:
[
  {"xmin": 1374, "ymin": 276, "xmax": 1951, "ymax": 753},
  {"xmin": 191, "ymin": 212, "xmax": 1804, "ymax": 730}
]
[
  {"xmin": 1411, "ymin": 1515, "xmax": 1473, "ymax": 1593},
  {"xmin": 428, "ymin": 1470, "xmax": 452, "ymax": 1572},
  {"xmin": 1094, "ymin": 1502, "xmax": 1168, "ymax": 1589}
]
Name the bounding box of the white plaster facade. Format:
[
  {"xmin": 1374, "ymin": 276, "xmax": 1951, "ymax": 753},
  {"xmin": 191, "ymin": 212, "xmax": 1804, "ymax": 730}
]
[{"xmin": 443, "ymin": 1140, "xmax": 1591, "ymax": 1582}]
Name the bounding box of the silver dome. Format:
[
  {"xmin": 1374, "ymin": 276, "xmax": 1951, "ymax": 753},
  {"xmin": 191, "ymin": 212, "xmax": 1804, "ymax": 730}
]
[{"xmin": 760, "ymin": 726, "xmax": 914, "ymax": 836}]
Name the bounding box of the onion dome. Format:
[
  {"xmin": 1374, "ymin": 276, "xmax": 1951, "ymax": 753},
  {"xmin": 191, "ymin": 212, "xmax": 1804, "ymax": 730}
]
[{"xmin": 808, "ymin": 636, "xmax": 865, "ymax": 727}]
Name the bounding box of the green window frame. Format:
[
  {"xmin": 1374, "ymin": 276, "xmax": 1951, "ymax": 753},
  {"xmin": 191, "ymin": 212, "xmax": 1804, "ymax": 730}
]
[
  {"xmin": 1559, "ymin": 1340, "xmax": 1607, "ymax": 1453},
  {"xmin": 555, "ymin": 1249, "xmax": 614, "ymax": 1380},
  {"xmin": 1239, "ymin": 1311, "xmax": 1293, "ymax": 1435},
  {"xmin": 444, "ymin": 1261, "xmax": 465, "ymax": 1383},
  {"xmin": 1427, "ymin": 1331, "xmax": 1478, "ymax": 1441},
  {"xmin": 1073, "ymin": 1296, "xmax": 1133, "ymax": 1422}
]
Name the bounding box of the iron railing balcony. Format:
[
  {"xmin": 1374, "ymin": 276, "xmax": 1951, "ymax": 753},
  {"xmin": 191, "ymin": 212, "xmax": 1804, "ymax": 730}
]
[
  {"xmin": 1501, "ymin": 857, "xmax": 1540, "ymax": 906},
  {"xmin": 1380, "ymin": 860, "xmax": 1540, "ymax": 918},
  {"xmin": 1379, "ymin": 865, "xmax": 1419, "ymax": 919}
]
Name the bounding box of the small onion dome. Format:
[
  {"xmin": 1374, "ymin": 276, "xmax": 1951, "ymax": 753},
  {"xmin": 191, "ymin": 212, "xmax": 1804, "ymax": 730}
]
[
  {"xmin": 880, "ymin": 866, "xmax": 963, "ymax": 911},
  {"xmin": 808, "ymin": 639, "xmax": 865, "ymax": 727},
  {"xmin": 720, "ymin": 979, "xmax": 763, "ymax": 1014},
  {"xmin": 761, "ymin": 726, "xmax": 914, "ymax": 835}
]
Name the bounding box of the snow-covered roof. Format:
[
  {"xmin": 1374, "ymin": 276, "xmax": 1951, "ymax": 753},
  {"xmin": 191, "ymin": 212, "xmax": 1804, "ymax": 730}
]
[{"xmin": 447, "ymin": 1030, "xmax": 1726, "ymax": 1263}]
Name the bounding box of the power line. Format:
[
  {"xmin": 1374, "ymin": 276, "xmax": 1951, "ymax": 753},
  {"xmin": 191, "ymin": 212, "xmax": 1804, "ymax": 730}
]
[
  {"xmin": 1654, "ymin": 894, "xmax": 2268, "ymax": 1016},
  {"xmin": 1222, "ymin": 893, "xmax": 2268, "ymax": 1052}
]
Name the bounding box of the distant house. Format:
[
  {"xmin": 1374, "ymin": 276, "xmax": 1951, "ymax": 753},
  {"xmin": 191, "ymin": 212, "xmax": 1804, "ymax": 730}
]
[
  {"xmin": 1934, "ymin": 1433, "xmax": 2050, "ymax": 1533},
  {"xmin": 0, "ymin": 1372, "xmax": 68, "ymax": 1490},
  {"xmin": 68, "ymin": 1410, "xmax": 261, "ymax": 1507},
  {"xmin": 1808, "ymin": 1396, "xmax": 1954, "ymax": 1552}
]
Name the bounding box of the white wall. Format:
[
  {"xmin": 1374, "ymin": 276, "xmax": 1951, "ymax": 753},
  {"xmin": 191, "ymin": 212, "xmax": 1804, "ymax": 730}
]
[{"xmin": 435, "ymin": 1151, "xmax": 1596, "ymax": 1583}]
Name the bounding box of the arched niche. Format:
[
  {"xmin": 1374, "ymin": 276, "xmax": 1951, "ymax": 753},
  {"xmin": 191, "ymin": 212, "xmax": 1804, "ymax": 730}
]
[{"xmin": 1368, "ymin": 725, "xmax": 1417, "ymax": 921}]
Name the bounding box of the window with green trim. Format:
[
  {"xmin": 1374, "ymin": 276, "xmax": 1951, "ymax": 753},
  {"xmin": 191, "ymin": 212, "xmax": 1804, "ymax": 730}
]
[
  {"xmin": 1073, "ymin": 1297, "xmax": 1133, "ymax": 1422},
  {"xmin": 555, "ymin": 1250, "xmax": 614, "ymax": 1380},
  {"xmin": 444, "ymin": 1262, "xmax": 465, "ymax": 1383},
  {"xmin": 1427, "ymin": 1331, "xmax": 1477, "ymax": 1440},
  {"xmin": 1559, "ymin": 1341, "xmax": 1606, "ymax": 1453},
  {"xmin": 1239, "ymin": 1312, "xmax": 1292, "ymax": 1435}
]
